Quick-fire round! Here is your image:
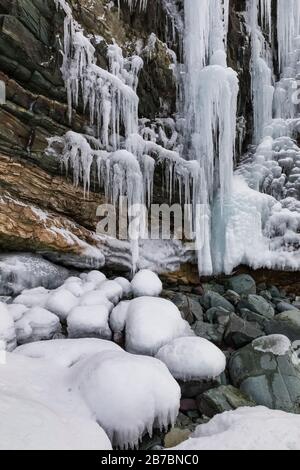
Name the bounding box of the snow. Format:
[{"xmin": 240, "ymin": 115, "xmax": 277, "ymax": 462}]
[
  {"xmin": 98, "ymin": 280, "xmax": 123, "ymax": 304},
  {"xmin": 70, "ymin": 350, "xmax": 180, "ymax": 449},
  {"xmin": 0, "ymin": 391, "xmax": 112, "ymax": 450},
  {"xmin": 156, "ymin": 337, "xmax": 226, "ymax": 381},
  {"xmin": 109, "ymin": 300, "xmax": 131, "ymax": 334},
  {"xmin": 7, "ymin": 304, "xmax": 28, "ymax": 322},
  {"xmin": 131, "ymin": 269, "xmax": 163, "ymax": 297},
  {"xmin": 15, "ymin": 338, "xmax": 121, "ymax": 367},
  {"xmin": 252, "ymin": 335, "xmax": 292, "ymax": 356},
  {"xmin": 79, "ymin": 290, "xmax": 113, "ymax": 310},
  {"xmin": 85, "ymin": 270, "xmax": 106, "ymax": 284},
  {"xmin": 15, "ymin": 307, "xmax": 61, "ymax": 345},
  {"xmin": 46, "ymin": 289, "xmax": 78, "ymax": 321},
  {"xmin": 0, "ymin": 303, "xmax": 16, "ymax": 351},
  {"xmin": 0, "ymin": 351, "xmax": 112, "ymax": 450},
  {"xmin": 114, "ymin": 277, "xmax": 132, "ymax": 298},
  {"xmin": 13, "ymin": 287, "xmax": 49, "ymax": 308},
  {"xmin": 174, "ymin": 407, "xmax": 300, "ymax": 450},
  {"xmin": 67, "ymin": 305, "xmax": 112, "ymax": 340},
  {"xmin": 125, "ymin": 297, "xmax": 193, "ymax": 355}
]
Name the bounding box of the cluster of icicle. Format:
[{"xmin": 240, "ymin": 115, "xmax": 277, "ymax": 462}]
[
  {"xmin": 51, "ymin": 0, "xmax": 201, "ymax": 272},
  {"xmin": 183, "ymin": 0, "xmax": 239, "ymax": 275}
]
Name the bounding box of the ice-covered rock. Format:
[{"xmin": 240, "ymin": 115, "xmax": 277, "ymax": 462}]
[
  {"xmin": 46, "ymin": 289, "xmax": 79, "ymax": 321},
  {"xmin": 0, "ymin": 254, "xmax": 69, "ymax": 296},
  {"xmin": 79, "ymin": 291, "xmax": 113, "ymax": 310},
  {"xmin": 114, "ymin": 277, "xmax": 132, "ymax": 298},
  {"xmin": 156, "ymin": 337, "xmax": 226, "ymax": 381},
  {"xmin": 16, "ymin": 338, "xmax": 121, "ymax": 367},
  {"xmin": 174, "ymin": 407, "xmax": 300, "ymax": 450},
  {"xmin": 7, "ymin": 304, "xmax": 28, "ymax": 322},
  {"xmin": 131, "ymin": 270, "xmax": 163, "ymax": 297},
  {"xmin": 109, "ymin": 300, "xmax": 131, "ymax": 334},
  {"xmin": 125, "ymin": 297, "xmax": 193, "ymax": 355},
  {"xmin": 67, "ymin": 305, "xmax": 112, "ymax": 340},
  {"xmin": 63, "ymin": 277, "xmax": 84, "ymax": 297},
  {"xmin": 14, "ymin": 287, "xmax": 50, "ymax": 309},
  {"xmin": 98, "ymin": 280, "xmax": 123, "ymax": 304},
  {"xmin": 15, "ymin": 307, "xmax": 61, "ymax": 345},
  {"xmin": 85, "ymin": 271, "xmax": 106, "ymax": 284},
  {"xmin": 0, "ymin": 303, "xmax": 16, "ymax": 351},
  {"xmin": 252, "ymin": 334, "xmax": 292, "ymax": 356},
  {"xmin": 71, "ymin": 350, "xmax": 180, "ymax": 449}
]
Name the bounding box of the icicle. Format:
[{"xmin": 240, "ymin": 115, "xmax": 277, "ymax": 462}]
[{"xmin": 277, "ymin": 0, "xmax": 300, "ymax": 73}]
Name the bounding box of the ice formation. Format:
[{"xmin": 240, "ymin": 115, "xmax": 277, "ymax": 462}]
[
  {"xmin": 71, "ymin": 350, "xmax": 181, "ymax": 449},
  {"xmin": 109, "ymin": 300, "xmax": 131, "ymax": 335},
  {"xmin": 15, "ymin": 307, "xmax": 61, "ymax": 345},
  {"xmin": 156, "ymin": 337, "xmax": 226, "ymax": 381},
  {"xmin": 252, "ymin": 335, "xmax": 292, "ymax": 356},
  {"xmin": 46, "ymin": 288, "xmax": 79, "ymax": 321},
  {"xmin": 174, "ymin": 406, "xmax": 300, "ymax": 450},
  {"xmin": 67, "ymin": 305, "xmax": 112, "ymax": 340},
  {"xmin": 0, "ymin": 303, "xmax": 16, "ymax": 351},
  {"xmin": 125, "ymin": 297, "xmax": 193, "ymax": 356}
]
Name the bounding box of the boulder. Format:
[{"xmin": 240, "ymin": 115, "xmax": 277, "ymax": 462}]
[
  {"xmin": 201, "ymin": 291, "xmax": 234, "ymax": 313},
  {"xmin": 226, "ymin": 274, "xmax": 256, "ymax": 295},
  {"xmin": 265, "ymin": 311, "xmax": 300, "ymax": 341},
  {"xmin": 224, "ymin": 313, "xmax": 264, "ymax": 348},
  {"xmin": 197, "ymin": 385, "xmax": 256, "ymax": 418},
  {"xmin": 238, "ymin": 294, "xmax": 275, "ymax": 320},
  {"xmin": 229, "ymin": 335, "xmax": 300, "ymax": 413},
  {"xmin": 192, "ymin": 321, "xmax": 225, "ymax": 346}
]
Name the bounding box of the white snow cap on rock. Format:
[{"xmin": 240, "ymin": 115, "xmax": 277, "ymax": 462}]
[
  {"xmin": 252, "ymin": 334, "xmax": 292, "ymax": 356},
  {"xmin": 46, "ymin": 289, "xmax": 78, "ymax": 321},
  {"xmin": 0, "ymin": 303, "xmax": 16, "ymax": 351},
  {"xmin": 71, "ymin": 350, "xmax": 181, "ymax": 449},
  {"xmin": 15, "ymin": 338, "xmax": 121, "ymax": 368},
  {"xmin": 110, "ymin": 300, "xmax": 131, "ymax": 334},
  {"xmin": 114, "ymin": 277, "xmax": 132, "ymax": 298},
  {"xmin": 156, "ymin": 337, "xmax": 226, "ymax": 381},
  {"xmin": 125, "ymin": 297, "xmax": 193, "ymax": 356},
  {"xmin": 7, "ymin": 304, "xmax": 28, "ymax": 322},
  {"xmin": 79, "ymin": 290, "xmax": 113, "ymax": 310},
  {"xmin": 131, "ymin": 270, "xmax": 163, "ymax": 297},
  {"xmin": 15, "ymin": 307, "xmax": 61, "ymax": 345},
  {"xmin": 85, "ymin": 271, "xmax": 106, "ymax": 284},
  {"xmin": 67, "ymin": 305, "xmax": 112, "ymax": 340},
  {"xmin": 98, "ymin": 280, "xmax": 123, "ymax": 304},
  {"xmin": 0, "ymin": 391, "xmax": 112, "ymax": 450},
  {"xmin": 174, "ymin": 406, "xmax": 300, "ymax": 450},
  {"xmin": 14, "ymin": 287, "xmax": 49, "ymax": 309}
]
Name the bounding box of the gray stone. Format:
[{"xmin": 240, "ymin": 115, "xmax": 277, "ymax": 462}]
[
  {"xmin": 197, "ymin": 385, "xmax": 256, "ymax": 418},
  {"xmin": 162, "ymin": 290, "xmax": 203, "ymax": 324},
  {"xmin": 224, "ymin": 290, "xmax": 241, "ymax": 306},
  {"xmin": 205, "ymin": 307, "xmax": 231, "ymax": 327},
  {"xmin": 226, "ymin": 274, "xmax": 256, "ymax": 295},
  {"xmin": 239, "ymin": 308, "xmax": 268, "ymax": 329},
  {"xmin": 238, "ymin": 294, "xmax": 275, "ymax": 319},
  {"xmin": 277, "ymin": 302, "xmax": 299, "ymax": 313},
  {"xmin": 229, "ymin": 337, "xmax": 300, "ymax": 413},
  {"xmin": 192, "ymin": 321, "xmax": 225, "ymax": 346},
  {"xmin": 201, "ymin": 291, "xmax": 235, "ymax": 313},
  {"xmin": 202, "ymin": 282, "xmax": 225, "ymax": 295},
  {"xmin": 265, "ymin": 311, "xmax": 300, "ymax": 342},
  {"xmin": 224, "ymin": 313, "xmax": 264, "ymax": 348},
  {"xmin": 268, "ymin": 286, "xmax": 281, "ymax": 298},
  {"xmin": 180, "ymin": 379, "xmax": 221, "ymax": 399}
]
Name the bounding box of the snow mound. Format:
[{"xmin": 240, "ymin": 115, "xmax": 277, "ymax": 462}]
[
  {"xmin": 7, "ymin": 304, "xmax": 28, "ymax": 321},
  {"xmin": 71, "ymin": 350, "xmax": 180, "ymax": 449},
  {"xmin": 125, "ymin": 297, "xmax": 193, "ymax": 355},
  {"xmin": 0, "ymin": 303, "xmax": 16, "ymax": 351},
  {"xmin": 98, "ymin": 280, "xmax": 123, "ymax": 304},
  {"xmin": 0, "ymin": 391, "xmax": 112, "ymax": 450},
  {"xmin": 156, "ymin": 337, "xmax": 226, "ymax": 381},
  {"xmin": 79, "ymin": 290, "xmax": 113, "ymax": 310},
  {"xmin": 14, "ymin": 287, "xmax": 49, "ymax": 309},
  {"xmin": 15, "ymin": 307, "xmax": 61, "ymax": 345},
  {"xmin": 252, "ymin": 334, "xmax": 291, "ymax": 356},
  {"xmin": 114, "ymin": 277, "xmax": 132, "ymax": 298},
  {"xmin": 46, "ymin": 289, "xmax": 78, "ymax": 321},
  {"xmin": 110, "ymin": 300, "xmax": 131, "ymax": 334},
  {"xmin": 174, "ymin": 407, "xmax": 300, "ymax": 450},
  {"xmin": 63, "ymin": 277, "xmax": 84, "ymax": 297},
  {"xmin": 131, "ymin": 270, "xmax": 163, "ymax": 297},
  {"xmin": 16, "ymin": 338, "xmax": 121, "ymax": 367},
  {"xmin": 67, "ymin": 305, "xmax": 112, "ymax": 340},
  {"xmin": 85, "ymin": 271, "xmax": 106, "ymax": 284}
]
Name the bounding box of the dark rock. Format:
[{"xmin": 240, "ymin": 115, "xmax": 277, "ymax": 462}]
[
  {"xmin": 197, "ymin": 385, "xmax": 256, "ymax": 418},
  {"xmin": 224, "ymin": 313, "xmax": 264, "ymax": 348},
  {"xmin": 162, "ymin": 290, "xmax": 203, "ymax": 324},
  {"xmin": 201, "ymin": 291, "xmax": 235, "ymax": 313},
  {"xmin": 238, "ymin": 308, "xmax": 268, "ymax": 329},
  {"xmin": 180, "ymin": 398, "xmax": 198, "ymax": 412},
  {"xmin": 204, "ymin": 307, "xmax": 231, "ymax": 327},
  {"xmin": 277, "ymin": 302, "xmax": 300, "ymax": 313},
  {"xmin": 265, "ymin": 311, "xmax": 300, "ymax": 341},
  {"xmin": 224, "ymin": 290, "xmax": 241, "ymax": 306},
  {"xmin": 180, "ymin": 379, "xmax": 221, "ymax": 399},
  {"xmin": 238, "ymin": 294, "xmax": 275, "ymax": 319},
  {"xmin": 229, "ymin": 335, "xmax": 300, "ymax": 413},
  {"xmin": 192, "ymin": 321, "xmax": 225, "ymax": 346},
  {"xmin": 226, "ymin": 274, "xmax": 256, "ymax": 295}
]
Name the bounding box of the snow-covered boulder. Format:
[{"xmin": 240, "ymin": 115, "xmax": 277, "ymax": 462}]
[
  {"xmin": 67, "ymin": 305, "xmax": 112, "ymax": 340},
  {"xmin": 15, "ymin": 307, "xmax": 61, "ymax": 345},
  {"xmin": 46, "ymin": 289, "xmax": 78, "ymax": 321},
  {"xmin": 0, "ymin": 303, "xmax": 16, "ymax": 351},
  {"xmin": 98, "ymin": 280, "xmax": 123, "ymax": 304},
  {"xmin": 174, "ymin": 407, "xmax": 300, "ymax": 450},
  {"xmin": 110, "ymin": 300, "xmax": 131, "ymax": 335},
  {"xmin": 131, "ymin": 270, "xmax": 162, "ymax": 297},
  {"xmin": 125, "ymin": 297, "xmax": 193, "ymax": 355},
  {"xmin": 79, "ymin": 290, "xmax": 113, "ymax": 310},
  {"xmin": 85, "ymin": 270, "xmax": 106, "ymax": 284},
  {"xmin": 7, "ymin": 304, "xmax": 28, "ymax": 321},
  {"xmin": 16, "ymin": 338, "xmax": 121, "ymax": 367},
  {"xmin": 63, "ymin": 277, "xmax": 84, "ymax": 297},
  {"xmin": 14, "ymin": 287, "xmax": 49, "ymax": 308},
  {"xmin": 156, "ymin": 337, "xmax": 226, "ymax": 381},
  {"xmin": 0, "ymin": 391, "xmax": 112, "ymax": 450},
  {"xmin": 71, "ymin": 350, "xmax": 181, "ymax": 449},
  {"xmin": 114, "ymin": 277, "xmax": 132, "ymax": 298}
]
